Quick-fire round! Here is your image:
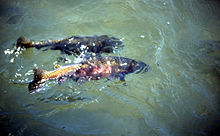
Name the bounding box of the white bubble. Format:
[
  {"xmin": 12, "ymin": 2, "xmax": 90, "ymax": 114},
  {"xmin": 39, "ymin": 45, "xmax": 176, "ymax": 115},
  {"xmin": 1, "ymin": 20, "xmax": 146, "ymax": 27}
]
[
  {"xmin": 80, "ymin": 45, "xmax": 86, "ymax": 50},
  {"xmin": 15, "ymin": 73, "xmax": 22, "ymax": 78},
  {"xmin": 107, "ymin": 61, "xmax": 111, "ymax": 65},
  {"xmin": 53, "ymin": 61, "xmax": 58, "ymax": 65},
  {"xmin": 17, "ymin": 47, "xmax": 21, "ymax": 51},
  {"xmin": 140, "ymin": 35, "xmax": 145, "ymax": 38},
  {"xmin": 64, "ymin": 58, "xmax": 71, "ymax": 63},
  {"xmin": 10, "ymin": 58, "xmax": 14, "ymax": 63},
  {"xmin": 25, "ymin": 70, "xmax": 33, "ymax": 76},
  {"xmin": 120, "ymin": 62, "xmax": 127, "ymax": 66},
  {"xmin": 120, "ymin": 37, "xmax": 125, "ymax": 41},
  {"xmin": 4, "ymin": 49, "xmax": 14, "ymax": 54}
]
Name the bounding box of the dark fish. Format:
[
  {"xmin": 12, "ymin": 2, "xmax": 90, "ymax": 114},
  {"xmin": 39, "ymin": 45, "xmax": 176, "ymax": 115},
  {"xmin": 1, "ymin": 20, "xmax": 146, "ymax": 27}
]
[
  {"xmin": 28, "ymin": 56, "xmax": 149, "ymax": 93},
  {"xmin": 16, "ymin": 35, "xmax": 123, "ymax": 55}
]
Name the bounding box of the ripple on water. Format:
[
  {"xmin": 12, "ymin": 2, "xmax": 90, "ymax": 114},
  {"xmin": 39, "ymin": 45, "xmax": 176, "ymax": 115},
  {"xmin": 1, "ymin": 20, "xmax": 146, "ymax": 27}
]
[{"xmin": 0, "ymin": 0, "xmax": 220, "ymax": 135}]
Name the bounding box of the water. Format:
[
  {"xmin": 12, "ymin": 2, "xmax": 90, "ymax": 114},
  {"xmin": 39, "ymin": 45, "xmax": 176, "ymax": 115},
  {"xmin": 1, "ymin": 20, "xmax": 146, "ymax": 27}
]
[{"xmin": 0, "ymin": 0, "xmax": 220, "ymax": 135}]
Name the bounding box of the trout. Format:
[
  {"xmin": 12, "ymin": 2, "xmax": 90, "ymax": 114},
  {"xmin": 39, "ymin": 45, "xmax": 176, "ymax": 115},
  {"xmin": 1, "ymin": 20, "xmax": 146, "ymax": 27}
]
[
  {"xmin": 29, "ymin": 56, "xmax": 149, "ymax": 93},
  {"xmin": 16, "ymin": 35, "xmax": 123, "ymax": 55}
]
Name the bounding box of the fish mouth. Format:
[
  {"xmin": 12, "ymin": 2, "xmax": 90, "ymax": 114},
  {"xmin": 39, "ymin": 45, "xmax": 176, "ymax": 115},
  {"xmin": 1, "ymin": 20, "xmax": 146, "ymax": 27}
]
[{"xmin": 135, "ymin": 61, "xmax": 150, "ymax": 74}]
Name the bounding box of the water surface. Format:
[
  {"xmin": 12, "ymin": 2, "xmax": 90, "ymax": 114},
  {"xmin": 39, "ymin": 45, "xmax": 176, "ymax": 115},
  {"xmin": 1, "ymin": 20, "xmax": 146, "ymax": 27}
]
[{"xmin": 0, "ymin": 0, "xmax": 220, "ymax": 136}]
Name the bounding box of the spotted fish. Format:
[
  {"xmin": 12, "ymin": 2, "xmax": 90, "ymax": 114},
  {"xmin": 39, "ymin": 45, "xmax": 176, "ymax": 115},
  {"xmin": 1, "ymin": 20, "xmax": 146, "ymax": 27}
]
[{"xmin": 29, "ymin": 56, "xmax": 149, "ymax": 93}]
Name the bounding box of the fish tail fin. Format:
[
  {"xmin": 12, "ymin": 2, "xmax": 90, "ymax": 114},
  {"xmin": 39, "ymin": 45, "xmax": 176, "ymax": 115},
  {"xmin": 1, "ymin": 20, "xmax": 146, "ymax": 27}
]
[
  {"xmin": 28, "ymin": 68, "xmax": 46, "ymax": 93},
  {"xmin": 16, "ymin": 36, "xmax": 33, "ymax": 48},
  {"xmin": 135, "ymin": 61, "xmax": 150, "ymax": 74}
]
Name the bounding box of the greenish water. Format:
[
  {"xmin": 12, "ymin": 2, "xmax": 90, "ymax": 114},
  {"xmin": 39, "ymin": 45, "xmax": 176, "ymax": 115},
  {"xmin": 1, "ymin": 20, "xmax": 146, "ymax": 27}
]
[{"xmin": 0, "ymin": 0, "xmax": 220, "ymax": 136}]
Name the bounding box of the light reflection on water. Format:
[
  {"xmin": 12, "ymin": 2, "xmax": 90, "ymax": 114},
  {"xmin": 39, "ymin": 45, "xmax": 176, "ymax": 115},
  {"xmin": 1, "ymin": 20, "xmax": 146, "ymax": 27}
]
[{"xmin": 0, "ymin": 0, "xmax": 220, "ymax": 136}]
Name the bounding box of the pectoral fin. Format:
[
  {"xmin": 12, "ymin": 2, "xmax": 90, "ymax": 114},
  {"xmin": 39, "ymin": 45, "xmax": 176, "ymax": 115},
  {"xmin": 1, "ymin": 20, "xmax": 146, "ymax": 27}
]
[{"xmin": 118, "ymin": 73, "xmax": 126, "ymax": 81}]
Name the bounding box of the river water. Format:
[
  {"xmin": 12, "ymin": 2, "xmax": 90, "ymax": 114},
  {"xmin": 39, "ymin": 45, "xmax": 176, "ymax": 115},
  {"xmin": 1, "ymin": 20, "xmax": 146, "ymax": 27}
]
[{"xmin": 0, "ymin": 0, "xmax": 220, "ymax": 136}]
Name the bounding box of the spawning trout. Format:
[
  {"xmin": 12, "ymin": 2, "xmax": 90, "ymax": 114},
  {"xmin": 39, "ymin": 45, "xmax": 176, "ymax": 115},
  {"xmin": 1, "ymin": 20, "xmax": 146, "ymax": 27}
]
[
  {"xmin": 29, "ymin": 56, "xmax": 149, "ymax": 93},
  {"xmin": 16, "ymin": 35, "xmax": 123, "ymax": 55}
]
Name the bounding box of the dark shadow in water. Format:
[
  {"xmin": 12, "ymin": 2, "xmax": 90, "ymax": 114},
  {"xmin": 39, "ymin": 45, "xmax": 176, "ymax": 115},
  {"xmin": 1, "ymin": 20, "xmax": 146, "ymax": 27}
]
[
  {"xmin": 190, "ymin": 40, "xmax": 220, "ymax": 136},
  {"xmin": 0, "ymin": 2, "xmax": 24, "ymax": 25},
  {"xmin": 0, "ymin": 111, "xmax": 75, "ymax": 136}
]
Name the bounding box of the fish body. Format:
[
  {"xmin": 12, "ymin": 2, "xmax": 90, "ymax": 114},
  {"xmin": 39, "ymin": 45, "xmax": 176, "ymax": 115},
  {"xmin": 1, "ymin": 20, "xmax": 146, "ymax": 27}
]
[
  {"xmin": 16, "ymin": 35, "xmax": 123, "ymax": 55},
  {"xmin": 29, "ymin": 56, "xmax": 149, "ymax": 93}
]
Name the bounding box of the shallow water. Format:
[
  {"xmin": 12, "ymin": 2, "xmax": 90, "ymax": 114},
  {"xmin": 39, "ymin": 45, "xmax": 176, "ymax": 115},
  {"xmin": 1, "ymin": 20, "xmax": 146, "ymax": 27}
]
[{"xmin": 0, "ymin": 0, "xmax": 220, "ymax": 136}]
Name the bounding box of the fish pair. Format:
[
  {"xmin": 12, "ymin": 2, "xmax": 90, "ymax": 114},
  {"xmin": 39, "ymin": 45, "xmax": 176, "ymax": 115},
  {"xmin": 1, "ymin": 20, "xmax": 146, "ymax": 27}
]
[{"xmin": 16, "ymin": 35, "xmax": 149, "ymax": 93}]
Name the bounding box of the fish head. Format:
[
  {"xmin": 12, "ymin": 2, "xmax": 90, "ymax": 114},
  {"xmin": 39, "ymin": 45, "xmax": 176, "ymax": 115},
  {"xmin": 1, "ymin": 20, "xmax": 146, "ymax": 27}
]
[
  {"xmin": 134, "ymin": 61, "xmax": 149, "ymax": 74},
  {"xmin": 99, "ymin": 37, "xmax": 124, "ymax": 53},
  {"xmin": 118, "ymin": 60, "xmax": 138, "ymax": 73},
  {"xmin": 116, "ymin": 58, "xmax": 149, "ymax": 74}
]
